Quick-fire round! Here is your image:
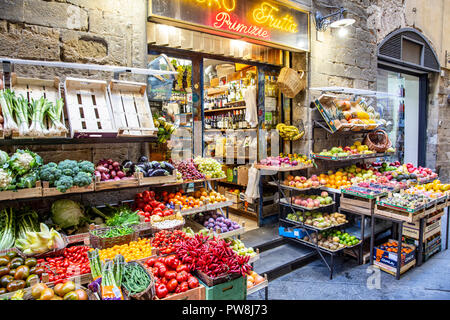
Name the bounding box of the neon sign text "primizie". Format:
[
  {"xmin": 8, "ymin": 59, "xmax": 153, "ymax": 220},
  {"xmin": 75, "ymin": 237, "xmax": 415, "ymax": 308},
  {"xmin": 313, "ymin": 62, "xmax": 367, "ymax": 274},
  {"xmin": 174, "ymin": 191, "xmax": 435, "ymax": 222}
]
[
  {"xmin": 253, "ymin": 2, "xmax": 298, "ymax": 33},
  {"xmin": 214, "ymin": 12, "xmax": 270, "ymax": 38}
]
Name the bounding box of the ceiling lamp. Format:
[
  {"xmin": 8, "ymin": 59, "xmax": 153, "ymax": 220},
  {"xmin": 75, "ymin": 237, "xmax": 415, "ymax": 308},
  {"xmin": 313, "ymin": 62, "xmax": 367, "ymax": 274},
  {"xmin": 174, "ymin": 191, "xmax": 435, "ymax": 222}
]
[{"xmin": 315, "ymin": 7, "xmax": 355, "ymax": 31}]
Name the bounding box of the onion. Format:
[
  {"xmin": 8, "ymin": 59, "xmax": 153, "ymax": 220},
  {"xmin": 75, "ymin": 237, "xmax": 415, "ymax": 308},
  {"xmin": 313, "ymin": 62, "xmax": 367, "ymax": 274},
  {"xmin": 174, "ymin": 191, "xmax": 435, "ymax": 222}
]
[
  {"xmin": 116, "ymin": 171, "xmax": 125, "ymax": 178},
  {"xmin": 96, "ymin": 165, "xmax": 109, "ymax": 173}
]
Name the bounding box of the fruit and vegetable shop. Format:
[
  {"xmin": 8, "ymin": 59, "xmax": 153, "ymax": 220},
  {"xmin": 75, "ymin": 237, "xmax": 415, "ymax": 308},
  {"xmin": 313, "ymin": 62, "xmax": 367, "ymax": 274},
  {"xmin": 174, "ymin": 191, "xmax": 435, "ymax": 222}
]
[{"xmin": 0, "ymin": 0, "xmax": 449, "ymax": 302}]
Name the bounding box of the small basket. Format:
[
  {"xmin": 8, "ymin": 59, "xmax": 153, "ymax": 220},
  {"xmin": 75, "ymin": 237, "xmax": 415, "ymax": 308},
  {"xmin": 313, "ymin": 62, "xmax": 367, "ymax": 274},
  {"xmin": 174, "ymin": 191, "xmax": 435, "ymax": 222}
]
[
  {"xmin": 277, "ymin": 68, "xmax": 305, "ymax": 98},
  {"xmin": 22, "ymin": 235, "xmax": 69, "ymax": 259},
  {"xmin": 147, "ymin": 54, "xmax": 176, "ymax": 101},
  {"xmin": 121, "ymin": 261, "xmax": 155, "ymax": 300},
  {"xmin": 151, "ymin": 218, "xmax": 185, "ymax": 234},
  {"xmin": 364, "ymin": 129, "xmax": 392, "ymax": 153},
  {"xmin": 89, "ymin": 225, "xmax": 138, "ymax": 249}
]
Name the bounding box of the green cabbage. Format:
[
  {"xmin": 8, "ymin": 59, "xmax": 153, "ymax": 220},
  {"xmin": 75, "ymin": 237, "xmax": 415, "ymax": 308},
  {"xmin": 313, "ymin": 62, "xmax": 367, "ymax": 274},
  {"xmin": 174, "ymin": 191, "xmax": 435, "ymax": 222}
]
[
  {"xmin": 51, "ymin": 199, "xmax": 85, "ymax": 229},
  {"xmin": 0, "ymin": 151, "xmax": 9, "ymax": 166}
]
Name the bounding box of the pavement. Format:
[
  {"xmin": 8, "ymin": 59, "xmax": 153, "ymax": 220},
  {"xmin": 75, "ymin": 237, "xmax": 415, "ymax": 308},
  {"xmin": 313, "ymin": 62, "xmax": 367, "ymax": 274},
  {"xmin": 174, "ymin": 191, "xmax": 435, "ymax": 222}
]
[{"xmin": 248, "ymin": 213, "xmax": 450, "ymax": 300}]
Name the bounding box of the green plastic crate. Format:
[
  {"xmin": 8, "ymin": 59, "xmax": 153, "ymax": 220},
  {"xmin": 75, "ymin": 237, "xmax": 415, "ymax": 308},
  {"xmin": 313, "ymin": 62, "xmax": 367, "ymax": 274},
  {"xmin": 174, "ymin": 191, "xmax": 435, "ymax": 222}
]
[{"xmin": 199, "ymin": 276, "xmax": 247, "ymax": 300}]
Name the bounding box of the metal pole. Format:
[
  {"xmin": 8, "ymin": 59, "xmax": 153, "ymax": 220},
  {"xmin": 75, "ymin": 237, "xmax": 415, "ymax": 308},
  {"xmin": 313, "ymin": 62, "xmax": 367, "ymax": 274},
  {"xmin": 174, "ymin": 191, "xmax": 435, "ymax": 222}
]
[
  {"xmin": 446, "ymin": 207, "xmax": 449, "ymax": 251},
  {"xmin": 370, "ymin": 214, "xmax": 375, "ymax": 265},
  {"xmin": 396, "ymin": 221, "xmax": 403, "ymax": 280},
  {"xmin": 418, "ymin": 217, "xmax": 424, "ymax": 266},
  {"xmin": 330, "ymin": 254, "xmax": 334, "ymax": 280},
  {"xmin": 360, "ymin": 214, "xmax": 365, "ymax": 265}
]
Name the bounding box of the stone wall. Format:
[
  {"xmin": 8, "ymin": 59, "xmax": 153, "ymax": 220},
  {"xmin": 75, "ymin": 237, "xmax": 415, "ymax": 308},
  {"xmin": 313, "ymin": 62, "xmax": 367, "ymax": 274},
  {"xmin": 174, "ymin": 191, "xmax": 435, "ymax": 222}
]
[
  {"xmin": 435, "ymin": 69, "xmax": 450, "ymax": 181},
  {"xmin": 291, "ymin": 0, "xmax": 378, "ymax": 174},
  {"xmin": 0, "ymin": 0, "xmax": 149, "ymax": 178}
]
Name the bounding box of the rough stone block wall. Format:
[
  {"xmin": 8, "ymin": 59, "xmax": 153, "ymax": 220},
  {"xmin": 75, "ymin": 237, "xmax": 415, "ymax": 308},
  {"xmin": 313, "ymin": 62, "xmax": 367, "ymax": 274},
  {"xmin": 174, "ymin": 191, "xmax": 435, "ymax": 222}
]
[
  {"xmin": 435, "ymin": 69, "xmax": 450, "ymax": 181},
  {"xmin": 291, "ymin": 0, "xmax": 378, "ymax": 171}
]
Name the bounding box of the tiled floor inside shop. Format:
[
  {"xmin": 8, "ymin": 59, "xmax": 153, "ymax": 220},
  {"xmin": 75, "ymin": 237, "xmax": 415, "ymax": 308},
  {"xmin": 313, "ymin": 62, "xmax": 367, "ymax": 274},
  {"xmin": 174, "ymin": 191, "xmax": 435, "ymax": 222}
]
[{"xmin": 248, "ymin": 214, "xmax": 450, "ymax": 300}]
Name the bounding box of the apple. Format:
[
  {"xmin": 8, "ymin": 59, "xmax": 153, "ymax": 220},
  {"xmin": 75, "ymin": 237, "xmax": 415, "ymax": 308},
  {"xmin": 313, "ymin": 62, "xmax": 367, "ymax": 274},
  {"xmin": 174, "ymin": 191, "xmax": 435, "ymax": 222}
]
[
  {"xmin": 313, "ymin": 199, "xmax": 320, "ymax": 207},
  {"xmin": 321, "ymin": 191, "xmax": 329, "ymax": 197}
]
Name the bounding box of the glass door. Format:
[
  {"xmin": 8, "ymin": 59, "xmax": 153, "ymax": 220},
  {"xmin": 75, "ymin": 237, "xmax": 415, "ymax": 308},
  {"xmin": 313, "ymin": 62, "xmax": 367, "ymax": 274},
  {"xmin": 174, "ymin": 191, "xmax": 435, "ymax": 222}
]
[{"xmin": 377, "ymin": 69, "xmax": 421, "ymax": 166}]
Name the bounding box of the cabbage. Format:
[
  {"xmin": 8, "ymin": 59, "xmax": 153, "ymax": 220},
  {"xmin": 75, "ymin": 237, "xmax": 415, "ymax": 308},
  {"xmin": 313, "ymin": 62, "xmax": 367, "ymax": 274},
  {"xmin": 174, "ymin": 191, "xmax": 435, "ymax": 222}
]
[{"xmin": 51, "ymin": 199, "xmax": 85, "ymax": 228}]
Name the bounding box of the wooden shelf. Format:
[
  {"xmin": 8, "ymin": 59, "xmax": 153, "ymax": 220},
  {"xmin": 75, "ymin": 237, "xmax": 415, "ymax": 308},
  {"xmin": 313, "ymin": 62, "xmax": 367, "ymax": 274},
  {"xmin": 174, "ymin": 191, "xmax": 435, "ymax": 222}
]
[
  {"xmin": 0, "ymin": 136, "xmax": 158, "ymax": 146},
  {"xmin": 204, "ymin": 106, "xmax": 246, "ymax": 113}
]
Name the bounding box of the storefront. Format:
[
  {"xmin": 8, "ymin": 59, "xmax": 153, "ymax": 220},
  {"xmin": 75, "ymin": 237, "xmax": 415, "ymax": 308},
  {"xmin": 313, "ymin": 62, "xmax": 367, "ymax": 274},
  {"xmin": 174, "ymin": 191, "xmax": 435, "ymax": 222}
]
[{"xmin": 145, "ymin": 0, "xmax": 311, "ymax": 228}]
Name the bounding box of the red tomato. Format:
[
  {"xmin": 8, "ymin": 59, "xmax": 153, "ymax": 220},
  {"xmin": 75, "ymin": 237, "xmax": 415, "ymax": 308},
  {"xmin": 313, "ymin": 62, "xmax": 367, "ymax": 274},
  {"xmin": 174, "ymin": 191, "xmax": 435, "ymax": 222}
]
[
  {"xmin": 155, "ymin": 284, "xmax": 168, "ymax": 299},
  {"xmin": 158, "ymin": 204, "xmax": 166, "ymax": 211},
  {"xmin": 158, "ymin": 265, "xmax": 168, "ymax": 278},
  {"xmin": 165, "ymin": 270, "xmax": 177, "ymax": 281},
  {"xmin": 146, "ymin": 257, "xmax": 157, "ymax": 267},
  {"xmin": 176, "ymin": 264, "xmax": 189, "ymax": 273},
  {"xmin": 149, "ymin": 191, "xmax": 155, "ymax": 198},
  {"xmin": 176, "ymin": 271, "xmax": 188, "ymax": 283},
  {"xmin": 162, "ymin": 210, "xmax": 171, "ymax": 217},
  {"xmin": 179, "ymin": 281, "xmax": 189, "ymax": 292},
  {"xmin": 144, "ymin": 205, "xmax": 152, "ymax": 213},
  {"xmin": 187, "ymin": 276, "xmax": 199, "ymax": 289},
  {"xmin": 166, "ymin": 278, "xmax": 178, "ymax": 293}
]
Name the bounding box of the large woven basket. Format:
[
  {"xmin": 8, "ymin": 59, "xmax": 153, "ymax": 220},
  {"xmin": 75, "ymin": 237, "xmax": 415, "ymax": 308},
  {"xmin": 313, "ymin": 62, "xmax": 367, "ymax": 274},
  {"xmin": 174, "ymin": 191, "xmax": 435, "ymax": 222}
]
[
  {"xmin": 364, "ymin": 129, "xmax": 392, "ymax": 153},
  {"xmin": 121, "ymin": 261, "xmax": 155, "ymax": 300},
  {"xmin": 277, "ymin": 68, "xmax": 305, "ymax": 98},
  {"xmin": 89, "ymin": 225, "xmax": 138, "ymax": 249}
]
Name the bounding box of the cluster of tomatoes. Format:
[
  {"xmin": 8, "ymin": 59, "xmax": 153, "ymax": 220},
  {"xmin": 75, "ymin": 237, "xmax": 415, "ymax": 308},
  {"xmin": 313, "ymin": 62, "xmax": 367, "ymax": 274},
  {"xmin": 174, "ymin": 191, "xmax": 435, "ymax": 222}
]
[
  {"xmin": 38, "ymin": 246, "xmax": 91, "ymax": 284},
  {"xmin": 145, "ymin": 255, "xmax": 199, "ymax": 299},
  {"xmin": 151, "ymin": 230, "xmax": 189, "ymax": 255},
  {"xmin": 134, "ymin": 190, "xmax": 174, "ymax": 222}
]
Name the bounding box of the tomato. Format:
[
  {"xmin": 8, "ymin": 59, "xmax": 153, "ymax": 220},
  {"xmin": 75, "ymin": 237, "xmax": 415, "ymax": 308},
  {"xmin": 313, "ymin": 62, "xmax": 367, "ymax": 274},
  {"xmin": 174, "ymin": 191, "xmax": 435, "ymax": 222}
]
[
  {"xmin": 165, "ymin": 255, "xmax": 176, "ymax": 268},
  {"xmin": 176, "ymin": 271, "xmax": 188, "ymax": 283},
  {"xmin": 158, "ymin": 204, "xmax": 166, "ymax": 211},
  {"xmin": 156, "ymin": 211, "xmax": 164, "ymax": 217},
  {"xmin": 164, "ymin": 270, "xmax": 177, "ymax": 281},
  {"xmin": 155, "ymin": 284, "xmax": 168, "ymax": 299},
  {"xmin": 136, "ymin": 193, "xmax": 143, "ymax": 199},
  {"xmin": 146, "ymin": 257, "xmax": 157, "ymax": 267},
  {"xmin": 162, "ymin": 210, "xmax": 171, "ymax": 217},
  {"xmin": 149, "ymin": 191, "xmax": 155, "ymax": 198},
  {"xmin": 144, "ymin": 205, "xmax": 152, "ymax": 213},
  {"xmin": 187, "ymin": 276, "xmax": 199, "ymax": 289},
  {"xmin": 158, "ymin": 265, "xmax": 168, "ymax": 278},
  {"xmin": 176, "ymin": 264, "xmax": 189, "ymax": 273},
  {"xmin": 179, "ymin": 281, "xmax": 189, "ymax": 292},
  {"xmin": 166, "ymin": 278, "xmax": 178, "ymax": 293},
  {"xmin": 143, "ymin": 190, "xmax": 150, "ymax": 198}
]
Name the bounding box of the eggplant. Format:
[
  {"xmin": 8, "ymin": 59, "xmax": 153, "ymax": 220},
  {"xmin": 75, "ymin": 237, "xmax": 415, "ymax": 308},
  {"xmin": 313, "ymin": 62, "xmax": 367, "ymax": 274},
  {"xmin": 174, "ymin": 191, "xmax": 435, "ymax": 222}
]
[
  {"xmin": 150, "ymin": 161, "xmax": 161, "ymax": 169},
  {"xmin": 160, "ymin": 162, "xmax": 174, "ymax": 174},
  {"xmin": 138, "ymin": 156, "xmax": 149, "ymax": 163},
  {"xmin": 148, "ymin": 169, "xmax": 166, "ymax": 177},
  {"xmin": 122, "ymin": 160, "xmax": 134, "ymax": 169}
]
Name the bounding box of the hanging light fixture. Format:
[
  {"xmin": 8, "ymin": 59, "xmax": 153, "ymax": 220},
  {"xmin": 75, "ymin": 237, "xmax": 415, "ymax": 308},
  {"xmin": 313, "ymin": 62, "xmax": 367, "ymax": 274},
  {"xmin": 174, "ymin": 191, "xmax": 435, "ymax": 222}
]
[{"xmin": 314, "ymin": 7, "xmax": 355, "ymax": 32}]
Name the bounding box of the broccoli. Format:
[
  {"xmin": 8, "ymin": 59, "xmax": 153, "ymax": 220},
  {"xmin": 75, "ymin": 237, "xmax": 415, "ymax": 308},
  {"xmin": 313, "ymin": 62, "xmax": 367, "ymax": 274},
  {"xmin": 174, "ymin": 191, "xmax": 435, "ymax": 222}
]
[
  {"xmin": 9, "ymin": 149, "xmax": 43, "ymax": 175},
  {"xmin": 57, "ymin": 160, "xmax": 79, "ymax": 177},
  {"xmin": 73, "ymin": 171, "xmax": 92, "ymax": 187},
  {"xmin": 78, "ymin": 161, "xmax": 95, "ymax": 174},
  {"xmin": 39, "ymin": 163, "xmax": 62, "ymax": 185},
  {"xmin": 55, "ymin": 175, "xmax": 74, "ymax": 193}
]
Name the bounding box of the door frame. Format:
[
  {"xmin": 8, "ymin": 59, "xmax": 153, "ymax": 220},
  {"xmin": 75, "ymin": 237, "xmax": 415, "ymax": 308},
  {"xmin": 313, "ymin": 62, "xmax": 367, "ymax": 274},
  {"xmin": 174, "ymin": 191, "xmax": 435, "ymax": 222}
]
[{"xmin": 377, "ymin": 62, "xmax": 428, "ymax": 167}]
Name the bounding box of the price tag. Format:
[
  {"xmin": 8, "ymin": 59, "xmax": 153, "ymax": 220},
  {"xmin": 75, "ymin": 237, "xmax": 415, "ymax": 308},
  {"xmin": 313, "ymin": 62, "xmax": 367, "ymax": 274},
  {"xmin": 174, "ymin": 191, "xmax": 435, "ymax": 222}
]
[{"xmin": 294, "ymin": 230, "xmax": 299, "ymax": 237}]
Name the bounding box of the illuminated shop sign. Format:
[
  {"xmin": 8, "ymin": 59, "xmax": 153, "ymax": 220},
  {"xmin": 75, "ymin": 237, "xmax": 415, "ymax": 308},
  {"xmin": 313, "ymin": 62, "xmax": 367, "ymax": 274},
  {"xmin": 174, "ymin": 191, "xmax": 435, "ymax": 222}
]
[{"xmin": 149, "ymin": 0, "xmax": 309, "ymax": 51}]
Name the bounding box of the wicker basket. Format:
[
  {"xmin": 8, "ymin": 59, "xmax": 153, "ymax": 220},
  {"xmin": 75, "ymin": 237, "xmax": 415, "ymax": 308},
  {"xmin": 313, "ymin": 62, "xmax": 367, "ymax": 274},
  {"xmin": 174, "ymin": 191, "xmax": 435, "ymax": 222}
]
[
  {"xmin": 121, "ymin": 261, "xmax": 155, "ymax": 300},
  {"xmin": 150, "ymin": 218, "xmax": 185, "ymax": 234},
  {"xmin": 277, "ymin": 68, "xmax": 305, "ymax": 98},
  {"xmin": 89, "ymin": 225, "xmax": 138, "ymax": 249},
  {"xmin": 22, "ymin": 235, "xmax": 69, "ymax": 259},
  {"xmin": 364, "ymin": 129, "xmax": 392, "ymax": 153}
]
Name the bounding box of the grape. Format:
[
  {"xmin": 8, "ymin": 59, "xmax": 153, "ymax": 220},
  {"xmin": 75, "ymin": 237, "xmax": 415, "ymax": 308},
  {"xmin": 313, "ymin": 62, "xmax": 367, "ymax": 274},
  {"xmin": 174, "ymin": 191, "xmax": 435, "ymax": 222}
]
[{"xmin": 193, "ymin": 157, "xmax": 226, "ymax": 178}]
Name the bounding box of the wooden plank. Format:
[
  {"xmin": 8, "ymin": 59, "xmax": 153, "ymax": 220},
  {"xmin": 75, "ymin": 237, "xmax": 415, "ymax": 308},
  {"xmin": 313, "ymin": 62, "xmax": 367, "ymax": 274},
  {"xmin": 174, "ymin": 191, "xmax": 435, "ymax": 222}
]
[
  {"xmin": 157, "ymin": 284, "xmax": 206, "ymax": 300},
  {"xmin": 0, "ymin": 181, "xmax": 43, "ymax": 200},
  {"xmin": 42, "ymin": 181, "xmax": 95, "ymax": 197},
  {"xmin": 138, "ymin": 171, "xmax": 178, "ymax": 186}
]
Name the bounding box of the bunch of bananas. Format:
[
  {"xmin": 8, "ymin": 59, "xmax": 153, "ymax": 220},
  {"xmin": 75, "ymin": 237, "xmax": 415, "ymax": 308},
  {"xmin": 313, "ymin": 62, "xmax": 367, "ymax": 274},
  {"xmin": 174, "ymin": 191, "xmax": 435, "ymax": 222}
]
[
  {"xmin": 276, "ymin": 123, "xmax": 304, "ymax": 141},
  {"xmin": 154, "ymin": 117, "xmax": 176, "ymax": 143}
]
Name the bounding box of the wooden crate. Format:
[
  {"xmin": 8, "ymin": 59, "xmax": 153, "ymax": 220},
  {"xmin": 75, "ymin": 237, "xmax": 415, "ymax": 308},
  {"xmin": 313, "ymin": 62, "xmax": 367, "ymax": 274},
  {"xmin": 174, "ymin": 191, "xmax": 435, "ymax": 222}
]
[
  {"xmin": 199, "ymin": 276, "xmax": 246, "ymax": 300},
  {"xmin": 225, "ymin": 191, "xmax": 240, "ymax": 203},
  {"xmin": 0, "ymin": 181, "xmax": 43, "ymax": 201},
  {"xmin": 195, "ymin": 270, "xmax": 241, "ymax": 287},
  {"xmin": 137, "ymin": 170, "xmax": 178, "ymax": 186},
  {"xmin": 108, "ymin": 80, "xmax": 156, "ymax": 137},
  {"xmin": 42, "ymin": 181, "xmax": 95, "ymax": 197},
  {"xmin": 374, "ymin": 259, "xmax": 416, "ymax": 276},
  {"xmin": 155, "ymin": 284, "xmax": 206, "ymax": 300},
  {"xmin": 10, "ymin": 74, "xmax": 68, "ymax": 139},
  {"xmin": 402, "ymin": 219, "xmax": 441, "ymax": 240},
  {"xmin": 94, "ymin": 175, "xmax": 139, "ymax": 191},
  {"xmin": 64, "ymin": 77, "xmax": 117, "ymax": 138},
  {"xmin": 340, "ymin": 193, "xmax": 374, "ymax": 216},
  {"xmin": 374, "ymin": 204, "xmax": 427, "ymax": 223},
  {"xmin": 41, "ymin": 272, "xmax": 92, "ymax": 286}
]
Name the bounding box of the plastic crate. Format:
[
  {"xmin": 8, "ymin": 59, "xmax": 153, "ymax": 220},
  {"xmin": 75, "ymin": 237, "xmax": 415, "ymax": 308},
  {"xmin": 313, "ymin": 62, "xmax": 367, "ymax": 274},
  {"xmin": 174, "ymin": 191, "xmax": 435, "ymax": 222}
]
[{"xmin": 199, "ymin": 276, "xmax": 246, "ymax": 300}]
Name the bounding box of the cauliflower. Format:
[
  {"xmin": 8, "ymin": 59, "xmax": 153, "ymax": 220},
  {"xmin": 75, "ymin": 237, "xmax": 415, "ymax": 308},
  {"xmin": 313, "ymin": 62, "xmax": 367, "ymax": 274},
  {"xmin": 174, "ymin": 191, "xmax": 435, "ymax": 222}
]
[
  {"xmin": 73, "ymin": 172, "xmax": 92, "ymax": 187},
  {"xmin": 9, "ymin": 149, "xmax": 43, "ymax": 175},
  {"xmin": 55, "ymin": 175, "xmax": 74, "ymax": 193},
  {"xmin": 0, "ymin": 168, "xmax": 13, "ymax": 189}
]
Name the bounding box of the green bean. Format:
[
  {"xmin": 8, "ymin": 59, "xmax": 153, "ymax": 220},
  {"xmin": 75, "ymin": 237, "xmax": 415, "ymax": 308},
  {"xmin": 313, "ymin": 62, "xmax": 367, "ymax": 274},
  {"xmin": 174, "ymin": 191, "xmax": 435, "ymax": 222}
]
[{"xmin": 122, "ymin": 263, "xmax": 150, "ymax": 295}]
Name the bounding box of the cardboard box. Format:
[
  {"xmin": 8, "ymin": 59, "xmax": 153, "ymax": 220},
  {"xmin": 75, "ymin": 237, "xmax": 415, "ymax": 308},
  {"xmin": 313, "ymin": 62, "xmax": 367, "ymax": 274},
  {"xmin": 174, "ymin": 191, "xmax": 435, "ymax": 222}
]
[
  {"xmin": 237, "ymin": 166, "xmax": 249, "ymax": 186},
  {"xmin": 373, "ymin": 239, "xmax": 416, "ymax": 270}
]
